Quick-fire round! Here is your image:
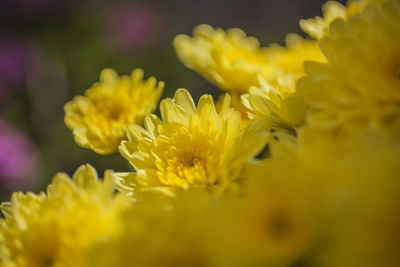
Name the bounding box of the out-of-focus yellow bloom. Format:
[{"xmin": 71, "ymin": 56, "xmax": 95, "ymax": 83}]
[
  {"xmin": 300, "ymin": 1, "xmax": 347, "ymax": 40},
  {"xmin": 174, "ymin": 25, "xmax": 270, "ymax": 124},
  {"xmin": 301, "ymin": 0, "xmax": 400, "ymax": 135},
  {"xmin": 174, "ymin": 25, "xmax": 325, "ymax": 131},
  {"xmin": 88, "ymin": 122, "xmax": 400, "ymax": 267},
  {"xmin": 257, "ymin": 126, "xmax": 400, "ymax": 267},
  {"xmin": 0, "ymin": 164, "xmax": 129, "ymax": 267},
  {"xmin": 89, "ymin": 192, "xmax": 215, "ymax": 267},
  {"xmin": 64, "ymin": 68, "xmax": 164, "ymax": 155},
  {"xmin": 242, "ymin": 34, "xmax": 325, "ymax": 132},
  {"xmin": 210, "ymin": 171, "xmax": 316, "ymax": 267},
  {"xmin": 300, "ymin": 0, "xmax": 387, "ymax": 40},
  {"xmin": 117, "ymin": 89, "xmax": 270, "ymax": 198},
  {"xmin": 174, "ymin": 24, "xmax": 269, "ymax": 95}
]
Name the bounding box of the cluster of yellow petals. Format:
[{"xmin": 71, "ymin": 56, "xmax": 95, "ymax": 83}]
[
  {"xmin": 174, "ymin": 24, "xmax": 270, "ymax": 94},
  {"xmin": 174, "ymin": 25, "xmax": 270, "ymax": 126},
  {"xmin": 88, "ymin": 193, "xmax": 216, "ymax": 267},
  {"xmin": 258, "ymin": 126, "xmax": 400, "ymax": 267},
  {"xmin": 64, "ymin": 68, "xmax": 164, "ymax": 154},
  {"xmin": 302, "ymin": 0, "xmax": 400, "ymax": 135},
  {"xmin": 242, "ymin": 34, "xmax": 325, "ymax": 131},
  {"xmin": 116, "ymin": 89, "xmax": 270, "ymax": 198},
  {"xmin": 0, "ymin": 165, "xmax": 130, "ymax": 267},
  {"xmin": 174, "ymin": 25, "xmax": 325, "ymax": 132},
  {"xmin": 300, "ymin": 0, "xmax": 387, "ymax": 40},
  {"xmin": 1, "ymin": 0, "xmax": 399, "ymax": 266}
]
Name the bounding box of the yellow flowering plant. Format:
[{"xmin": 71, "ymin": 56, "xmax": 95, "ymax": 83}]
[
  {"xmin": 175, "ymin": 25, "xmax": 326, "ymax": 132},
  {"xmin": 301, "ymin": 0, "xmax": 400, "ymax": 136},
  {"xmin": 64, "ymin": 68, "xmax": 164, "ymax": 154},
  {"xmin": 117, "ymin": 89, "xmax": 270, "ymax": 198},
  {"xmin": 0, "ymin": 164, "xmax": 130, "ymax": 267},
  {"xmin": 2, "ymin": 0, "xmax": 400, "ymax": 266},
  {"xmin": 174, "ymin": 24, "xmax": 270, "ymax": 95},
  {"xmin": 174, "ymin": 24, "xmax": 271, "ymax": 126},
  {"xmin": 241, "ymin": 34, "xmax": 325, "ymax": 131},
  {"xmin": 300, "ymin": 0, "xmax": 387, "ymax": 40}
]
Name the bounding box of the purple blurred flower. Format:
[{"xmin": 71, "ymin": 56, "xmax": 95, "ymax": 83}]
[
  {"xmin": 0, "ymin": 36, "xmax": 29, "ymax": 101},
  {"xmin": 104, "ymin": 3, "xmax": 164, "ymax": 52},
  {"xmin": 0, "ymin": 119, "xmax": 38, "ymax": 191}
]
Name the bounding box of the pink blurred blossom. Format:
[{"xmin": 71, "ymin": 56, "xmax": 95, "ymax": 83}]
[{"xmin": 0, "ymin": 119, "xmax": 38, "ymax": 191}]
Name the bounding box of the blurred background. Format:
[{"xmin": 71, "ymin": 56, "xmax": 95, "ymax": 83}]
[{"xmin": 0, "ymin": 0, "xmax": 345, "ymax": 199}]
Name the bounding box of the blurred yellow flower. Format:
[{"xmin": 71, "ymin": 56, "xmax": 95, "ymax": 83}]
[
  {"xmin": 0, "ymin": 164, "xmax": 129, "ymax": 267},
  {"xmin": 117, "ymin": 89, "xmax": 270, "ymax": 198},
  {"xmin": 174, "ymin": 25, "xmax": 271, "ymax": 124},
  {"xmin": 300, "ymin": 1, "xmax": 347, "ymax": 40},
  {"xmin": 210, "ymin": 172, "xmax": 316, "ymax": 267},
  {"xmin": 258, "ymin": 126, "xmax": 400, "ymax": 267},
  {"xmin": 174, "ymin": 24, "xmax": 269, "ymax": 95},
  {"xmin": 89, "ymin": 192, "xmax": 215, "ymax": 267},
  {"xmin": 302, "ymin": 0, "xmax": 400, "ymax": 135},
  {"xmin": 175, "ymin": 25, "xmax": 325, "ymax": 132},
  {"xmin": 64, "ymin": 68, "xmax": 164, "ymax": 155},
  {"xmin": 242, "ymin": 34, "xmax": 325, "ymax": 131},
  {"xmin": 300, "ymin": 0, "xmax": 387, "ymax": 40}
]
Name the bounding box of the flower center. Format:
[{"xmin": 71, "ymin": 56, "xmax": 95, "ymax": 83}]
[
  {"xmin": 40, "ymin": 256, "xmax": 55, "ymax": 267},
  {"xmin": 183, "ymin": 155, "xmax": 199, "ymax": 168},
  {"xmin": 153, "ymin": 126, "xmax": 225, "ymax": 191},
  {"xmin": 159, "ymin": 148, "xmax": 211, "ymax": 190},
  {"xmin": 105, "ymin": 104, "xmax": 124, "ymax": 120},
  {"xmin": 177, "ymin": 154, "xmax": 208, "ymax": 186},
  {"xmin": 267, "ymin": 212, "xmax": 292, "ymax": 240},
  {"xmin": 390, "ymin": 61, "xmax": 400, "ymax": 81},
  {"xmin": 95, "ymin": 96, "xmax": 135, "ymax": 128}
]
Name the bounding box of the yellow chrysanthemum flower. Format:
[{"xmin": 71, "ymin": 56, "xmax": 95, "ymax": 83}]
[
  {"xmin": 174, "ymin": 25, "xmax": 271, "ymax": 123},
  {"xmin": 262, "ymin": 126, "xmax": 400, "ymax": 267},
  {"xmin": 242, "ymin": 34, "xmax": 325, "ymax": 132},
  {"xmin": 116, "ymin": 89, "xmax": 270, "ymax": 198},
  {"xmin": 300, "ymin": 0, "xmax": 386, "ymax": 40},
  {"xmin": 89, "ymin": 192, "xmax": 215, "ymax": 267},
  {"xmin": 174, "ymin": 25, "xmax": 325, "ymax": 131},
  {"xmin": 301, "ymin": 0, "xmax": 400, "ymax": 135},
  {"xmin": 210, "ymin": 172, "xmax": 316, "ymax": 267},
  {"xmin": 215, "ymin": 93, "xmax": 253, "ymax": 128},
  {"xmin": 0, "ymin": 164, "xmax": 129, "ymax": 267},
  {"xmin": 64, "ymin": 68, "xmax": 164, "ymax": 155},
  {"xmin": 300, "ymin": 1, "xmax": 347, "ymax": 40},
  {"xmin": 174, "ymin": 24, "xmax": 269, "ymax": 95}
]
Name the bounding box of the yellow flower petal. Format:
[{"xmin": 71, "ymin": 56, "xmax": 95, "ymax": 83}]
[
  {"xmin": 118, "ymin": 89, "xmax": 270, "ymax": 197},
  {"xmin": 64, "ymin": 68, "xmax": 164, "ymax": 154}
]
